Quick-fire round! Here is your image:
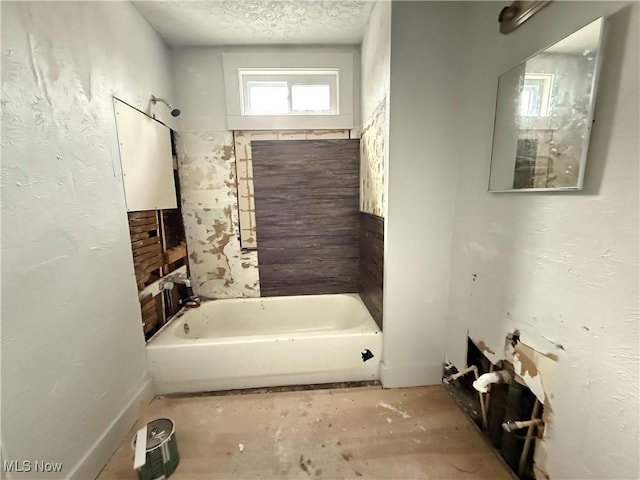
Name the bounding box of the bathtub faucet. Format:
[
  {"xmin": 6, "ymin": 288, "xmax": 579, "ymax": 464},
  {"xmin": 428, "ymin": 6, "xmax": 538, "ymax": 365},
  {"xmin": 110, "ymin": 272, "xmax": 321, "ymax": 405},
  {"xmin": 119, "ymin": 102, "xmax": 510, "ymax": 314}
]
[
  {"xmin": 161, "ymin": 273, "xmax": 191, "ymax": 289},
  {"xmin": 161, "ymin": 274, "xmax": 201, "ymax": 308}
]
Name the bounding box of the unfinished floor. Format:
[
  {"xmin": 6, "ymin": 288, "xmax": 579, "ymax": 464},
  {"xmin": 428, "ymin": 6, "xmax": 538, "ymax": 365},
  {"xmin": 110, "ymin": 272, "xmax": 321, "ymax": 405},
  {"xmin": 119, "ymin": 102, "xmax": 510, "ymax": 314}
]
[{"xmin": 98, "ymin": 385, "xmax": 514, "ymax": 479}]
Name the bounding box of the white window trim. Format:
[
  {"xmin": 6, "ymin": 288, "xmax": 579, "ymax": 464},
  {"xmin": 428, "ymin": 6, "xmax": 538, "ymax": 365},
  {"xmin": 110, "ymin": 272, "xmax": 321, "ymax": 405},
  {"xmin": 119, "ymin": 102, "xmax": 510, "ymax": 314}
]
[{"xmin": 223, "ymin": 52, "xmax": 354, "ymax": 130}]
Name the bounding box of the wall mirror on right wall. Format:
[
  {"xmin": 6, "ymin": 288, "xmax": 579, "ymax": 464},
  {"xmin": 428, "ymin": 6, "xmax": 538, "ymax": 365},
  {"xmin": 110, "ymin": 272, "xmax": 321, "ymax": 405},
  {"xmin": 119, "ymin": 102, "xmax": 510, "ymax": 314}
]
[{"xmin": 489, "ymin": 17, "xmax": 605, "ymax": 192}]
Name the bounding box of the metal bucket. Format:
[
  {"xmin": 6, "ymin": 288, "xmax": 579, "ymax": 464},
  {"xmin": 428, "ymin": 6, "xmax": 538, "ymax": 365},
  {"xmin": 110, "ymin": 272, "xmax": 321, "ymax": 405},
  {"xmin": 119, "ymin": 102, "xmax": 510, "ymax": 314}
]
[{"xmin": 132, "ymin": 418, "xmax": 180, "ymax": 480}]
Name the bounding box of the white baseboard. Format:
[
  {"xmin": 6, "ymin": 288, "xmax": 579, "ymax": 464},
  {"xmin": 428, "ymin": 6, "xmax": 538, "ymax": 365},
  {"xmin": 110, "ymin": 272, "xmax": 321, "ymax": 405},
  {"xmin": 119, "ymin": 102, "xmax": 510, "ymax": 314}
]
[
  {"xmin": 66, "ymin": 377, "xmax": 154, "ymax": 480},
  {"xmin": 380, "ymin": 361, "xmax": 443, "ymax": 388}
]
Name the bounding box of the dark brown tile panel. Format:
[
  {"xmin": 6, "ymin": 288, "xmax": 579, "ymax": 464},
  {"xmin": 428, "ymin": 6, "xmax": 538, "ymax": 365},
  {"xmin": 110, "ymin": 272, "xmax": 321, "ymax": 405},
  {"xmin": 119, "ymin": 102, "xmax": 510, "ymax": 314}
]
[
  {"xmin": 252, "ymin": 140, "xmax": 360, "ymax": 297},
  {"xmin": 359, "ymin": 212, "xmax": 384, "ymax": 329}
]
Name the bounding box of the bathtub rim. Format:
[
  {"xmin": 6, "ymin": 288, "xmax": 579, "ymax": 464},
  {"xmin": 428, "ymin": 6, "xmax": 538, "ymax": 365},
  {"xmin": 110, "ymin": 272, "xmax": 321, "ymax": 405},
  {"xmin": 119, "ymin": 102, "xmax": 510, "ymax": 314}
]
[{"xmin": 145, "ymin": 292, "xmax": 379, "ymax": 346}]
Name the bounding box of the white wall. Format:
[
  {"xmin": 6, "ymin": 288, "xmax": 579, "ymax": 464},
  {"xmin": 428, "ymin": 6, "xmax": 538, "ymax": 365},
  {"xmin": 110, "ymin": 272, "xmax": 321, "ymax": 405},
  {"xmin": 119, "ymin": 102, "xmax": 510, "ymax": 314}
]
[
  {"xmin": 1, "ymin": 2, "xmax": 176, "ymax": 477},
  {"xmin": 171, "ymin": 46, "xmax": 360, "ymax": 299},
  {"xmin": 381, "ymin": 2, "xmax": 465, "ymax": 387},
  {"xmin": 446, "ymin": 2, "xmax": 639, "ymax": 478},
  {"xmin": 173, "ymin": 45, "xmax": 361, "ymax": 134}
]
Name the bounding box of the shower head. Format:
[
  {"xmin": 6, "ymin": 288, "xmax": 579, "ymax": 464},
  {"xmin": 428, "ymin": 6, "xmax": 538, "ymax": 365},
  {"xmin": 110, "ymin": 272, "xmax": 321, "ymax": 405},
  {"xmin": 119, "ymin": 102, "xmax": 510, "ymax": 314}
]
[{"xmin": 151, "ymin": 95, "xmax": 181, "ymax": 117}]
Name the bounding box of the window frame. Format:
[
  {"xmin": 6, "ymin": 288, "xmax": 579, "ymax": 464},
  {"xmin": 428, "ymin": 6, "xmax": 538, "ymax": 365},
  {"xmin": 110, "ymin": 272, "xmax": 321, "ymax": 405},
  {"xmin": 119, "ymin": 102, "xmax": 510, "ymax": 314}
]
[{"xmin": 223, "ymin": 52, "xmax": 354, "ymax": 130}]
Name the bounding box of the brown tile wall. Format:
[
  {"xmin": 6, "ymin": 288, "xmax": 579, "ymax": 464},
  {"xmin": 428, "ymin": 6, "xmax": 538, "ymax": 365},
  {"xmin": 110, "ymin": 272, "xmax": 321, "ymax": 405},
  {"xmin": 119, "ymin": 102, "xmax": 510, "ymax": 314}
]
[
  {"xmin": 251, "ymin": 139, "xmax": 360, "ymax": 297},
  {"xmin": 359, "ymin": 212, "xmax": 384, "ymax": 329}
]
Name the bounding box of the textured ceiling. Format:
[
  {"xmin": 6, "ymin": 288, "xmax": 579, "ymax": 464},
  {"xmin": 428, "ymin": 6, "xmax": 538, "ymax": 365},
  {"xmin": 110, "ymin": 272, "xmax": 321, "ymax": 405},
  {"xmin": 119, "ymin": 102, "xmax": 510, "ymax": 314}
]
[{"xmin": 133, "ymin": 1, "xmax": 375, "ymax": 46}]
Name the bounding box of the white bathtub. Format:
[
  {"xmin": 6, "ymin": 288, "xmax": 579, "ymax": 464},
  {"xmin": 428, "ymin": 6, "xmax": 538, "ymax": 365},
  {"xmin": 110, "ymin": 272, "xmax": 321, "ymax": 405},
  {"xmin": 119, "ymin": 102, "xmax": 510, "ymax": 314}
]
[{"xmin": 146, "ymin": 293, "xmax": 382, "ymax": 394}]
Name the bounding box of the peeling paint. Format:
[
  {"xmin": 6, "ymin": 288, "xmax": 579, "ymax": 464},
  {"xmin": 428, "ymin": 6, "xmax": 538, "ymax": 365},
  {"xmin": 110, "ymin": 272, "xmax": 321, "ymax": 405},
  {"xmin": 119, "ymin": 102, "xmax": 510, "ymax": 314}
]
[
  {"xmin": 514, "ymin": 348, "xmax": 539, "ymax": 378},
  {"xmin": 176, "ymin": 130, "xmax": 260, "ymax": 298},
  {"xmin": 474, "ymin": 340, "xmax": 496, "ymax": 356},
  {"xmin": 223, "ymin": 145, "xmax": 233, "ymax": 160},
  {"xmin": 360, "ymin": 99, "xmax": 386, "ymax": 217},
  {"xmin": 512, "ymin": 342, "xmax": 557, "ymax": 406}
]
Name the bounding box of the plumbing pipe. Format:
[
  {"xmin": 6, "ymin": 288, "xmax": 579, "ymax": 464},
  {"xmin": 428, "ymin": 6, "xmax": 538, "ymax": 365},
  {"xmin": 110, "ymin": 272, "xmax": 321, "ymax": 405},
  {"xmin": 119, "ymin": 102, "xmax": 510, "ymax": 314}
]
[
  {"xmin": 443, "ymin": 365, "xmax": 478, "ymax": 384},
  {"xmin": 472, "ymin": 370, "xmax": 511, "ymax": 393},
  {"xmin": 138, "ymin": 265, "xmax": 187, "ymax": 301},
  {"xmin": 502, "ymin": 418, "xmax": 544, "ymax": 433},
  {"xmin": 442, "ymin": 365, "xmax": 488, "ymax": 431},
  {"xmin": 518, "ymin": 399, "xmax": 542, "ymax": 478},
  {"xmin": 484, "ymin": 363, "xmax": 495, "ymax": 413}
]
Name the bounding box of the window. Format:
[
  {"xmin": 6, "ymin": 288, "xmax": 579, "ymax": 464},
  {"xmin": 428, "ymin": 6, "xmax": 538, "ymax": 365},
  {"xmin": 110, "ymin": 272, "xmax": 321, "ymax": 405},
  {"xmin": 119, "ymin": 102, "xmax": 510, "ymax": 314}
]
[
  {"xmin": 246, "ymin": 81, "xmax": 289, "ymax": 114},
  {"xmin": 240, "ymin": 70, "xmax": 338, "ymax": 116},
  {"xmin": 520, "ymin": 73, "xmax": 554, "ymax": 117},
  {"xmin": 292, "ymin": 84, "xmax": 331, "ymax": 112},
  {"xmin": 222, "ymin": 51, "xmax": 354, "ymax": 130}
]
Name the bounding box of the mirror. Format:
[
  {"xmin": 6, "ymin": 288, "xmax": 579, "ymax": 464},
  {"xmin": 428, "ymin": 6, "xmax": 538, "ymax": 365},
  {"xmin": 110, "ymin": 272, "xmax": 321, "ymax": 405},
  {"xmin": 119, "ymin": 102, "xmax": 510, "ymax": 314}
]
[{"xmin": 489, "ymin": 17, "xmax": 604, "ymax": 192}]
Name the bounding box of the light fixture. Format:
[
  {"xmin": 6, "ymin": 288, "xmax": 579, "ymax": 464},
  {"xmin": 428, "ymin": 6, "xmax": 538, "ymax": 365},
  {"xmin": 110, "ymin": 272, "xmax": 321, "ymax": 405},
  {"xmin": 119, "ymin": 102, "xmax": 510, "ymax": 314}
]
[{"xmin": 499, "ymin": 1, "xmax": 551, "ymax": 34}]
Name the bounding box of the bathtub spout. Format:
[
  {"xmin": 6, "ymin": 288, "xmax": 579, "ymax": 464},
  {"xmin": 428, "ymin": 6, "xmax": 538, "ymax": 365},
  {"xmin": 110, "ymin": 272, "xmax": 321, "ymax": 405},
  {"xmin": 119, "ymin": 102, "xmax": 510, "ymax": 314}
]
[{"xmin": 180, "ymin": 295, "xmax": 201, "ymax": 308}]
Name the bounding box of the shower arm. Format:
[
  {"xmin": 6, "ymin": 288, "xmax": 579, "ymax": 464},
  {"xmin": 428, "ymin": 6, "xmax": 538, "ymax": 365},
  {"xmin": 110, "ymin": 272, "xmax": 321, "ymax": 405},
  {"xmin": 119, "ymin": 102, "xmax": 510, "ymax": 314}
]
[
  {"xmin": 151, "ymin": 95, "xmax": 170, "ymax": 107},
  {"xmin": 150, "ymin": 95, "xmax": 181, "ymax": 117}
]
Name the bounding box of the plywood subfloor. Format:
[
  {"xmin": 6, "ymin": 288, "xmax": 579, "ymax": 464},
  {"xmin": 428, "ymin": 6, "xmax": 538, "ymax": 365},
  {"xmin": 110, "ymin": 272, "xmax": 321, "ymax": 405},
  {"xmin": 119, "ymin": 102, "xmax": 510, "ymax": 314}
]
[{"xmin": 98, "ymin": 385, "xmax": 514, "ymax": 480}]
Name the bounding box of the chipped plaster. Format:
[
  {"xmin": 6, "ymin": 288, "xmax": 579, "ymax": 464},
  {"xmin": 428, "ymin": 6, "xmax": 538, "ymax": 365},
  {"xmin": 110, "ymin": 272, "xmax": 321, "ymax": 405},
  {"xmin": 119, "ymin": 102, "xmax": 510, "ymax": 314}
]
[
  {"xmin": 176, "ymin": 130, "xmax": 259, "ymax": 298},
  {"xmin": 360, "ymin": 100, "xmax": 386, "ymax": 217},
  {"xmin": 360, "ymin": 1, "xmax": 390, "ymax": 219}
]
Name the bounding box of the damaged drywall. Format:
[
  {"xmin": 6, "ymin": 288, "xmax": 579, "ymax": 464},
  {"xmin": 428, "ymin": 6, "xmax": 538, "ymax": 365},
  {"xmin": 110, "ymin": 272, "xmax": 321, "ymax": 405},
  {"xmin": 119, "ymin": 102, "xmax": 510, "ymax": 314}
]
[
  {"xmin": 360, "ymin": 100, "xmax": 386, "ymax": 217},
  {"xmin": 469, "ymin": 334, "xmax": 557, "ymax": 480},
  {"xmin": 176, "ymin": 130, "xmax": 259, "ymax": 298},
  {"xmin": 360, "ymin": 1, "xmax": 390, "ymax": 219}
]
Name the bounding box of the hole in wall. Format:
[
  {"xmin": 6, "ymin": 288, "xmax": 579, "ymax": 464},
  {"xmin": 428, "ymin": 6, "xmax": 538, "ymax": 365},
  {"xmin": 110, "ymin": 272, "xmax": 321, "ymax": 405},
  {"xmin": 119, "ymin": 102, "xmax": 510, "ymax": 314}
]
[{"xmin": 443, "ymin": 337, "xmax": 543, "ymax": 480}]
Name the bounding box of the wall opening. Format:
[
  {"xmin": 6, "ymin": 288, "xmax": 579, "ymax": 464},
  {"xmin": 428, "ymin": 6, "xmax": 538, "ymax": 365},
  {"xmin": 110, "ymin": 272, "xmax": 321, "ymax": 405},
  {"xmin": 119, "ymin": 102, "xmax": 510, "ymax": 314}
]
[{"xmin": 443, "ymin": 337, "xmax": 544, "ymax": 480}]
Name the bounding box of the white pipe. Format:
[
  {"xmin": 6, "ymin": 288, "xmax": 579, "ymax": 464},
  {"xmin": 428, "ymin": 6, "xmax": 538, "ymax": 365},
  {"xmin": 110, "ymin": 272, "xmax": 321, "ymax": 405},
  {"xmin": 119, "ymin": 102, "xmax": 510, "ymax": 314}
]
[{"xmin": 472, "ymin": 370, "xmax": 511, "ymax": 393}]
